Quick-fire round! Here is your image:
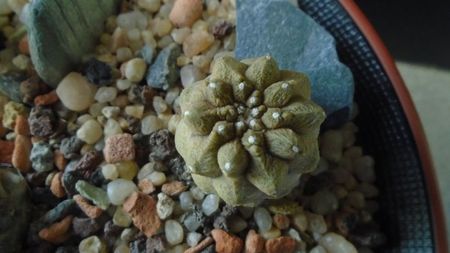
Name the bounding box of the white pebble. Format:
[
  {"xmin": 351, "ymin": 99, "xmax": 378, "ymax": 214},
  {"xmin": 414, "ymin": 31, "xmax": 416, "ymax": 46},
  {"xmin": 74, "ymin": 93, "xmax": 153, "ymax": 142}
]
[
  {"xmin": 125, "ymin": 105, "xmax": 144, "ymax": 119},
  {"xmin": 153, "ymin": 96, "xmax": 169, "ymax": 114},
  {"xmin": 157, "ymin": 192, "xmax": 175, "ymax": 219},
  {"xmin": 95, "ymin": 87, "xmax": 118, "ymax": 103},
  {"xmin": 137, "ymin": 162, "xmax": 155, "ymax": 180},
  {"xmin": 79, "ymin": 236, "xmax": 106, "ymax": 253},
  {"xmin": 180, "ymin": 65, "xmax": 205, "ymax": 87},
  {"xmin": 202, "ymin": 194, "xmax": 220, "ymax": 216},
  {"xmin": 190, "ymin": 186, "xmax": 206, "ymax": 201},
  {"xmin": 137, "ymin": 0, "xmax": 161, "ymax": 13},
  {"xmin": 186, "ymin": 232, "xmax": 202, "ymax": 247},
  {"xmin": 179, "ymin": 191, "xmax": 194, "ymax": 210},
  {"xmin": 141, "ymin": 115, "xmax": 164, "ymax": 135},
  {"xmin": 171, "ymin": 27, "xmax": 191, "ymax": 44},
  {"xmin": 318, "ymin": 232, "xmax": 357, "ymax": 253},
  {"xmin": 116, "ymin": 47, "xmax": 133, "ymax": 62},
  {"xmin": 104, "ymin": 118, "xmax": 123, "ymax": 137},
  {"xmin": 149, "ymin": 171, "xmax": 166, "ymax": 186},
  {"xmin": 306, "ymin": 212, "xmax": 327, "ymax": 234},
  {"xmin": 253, "ymin": 207, "xmax": 272, "ymax": 232},
  {"xmin": 310, "ymin": 245, "xmax": 328, "ymax": 253},
  {"xmin": 113, "ymin": 206, "xmax": 133, "ymax": 227},
  {"xmin": 107, "ymin": 179, "xmax": 138, "ymax": 205},
  {"xmin": 125, "ymin": 58, "xmax": 147, "ymax": 82},
  {"xmin": 287, "ymin": 228, "xmax": 302, "ymax": 241},
  {"xmin": 117, "ymin": 11, "xmax": 148, "ymax": 30},
  {"xmin": 102, "ymin": 106, "xmax": 121, "ymax": 118},
  {"xmin": 165, "ymin": 220, "xmax": 184, "ymax": 245},
  {"xmin": 116, "ymin": 79, "xmax": 133, "ymax": 91},
  {"xmin": 77, "ymin": 119, "xmax": 103, "ymax": 144},
  {"xmin": 56, "ymin": 72, "xmax": 96, "ymax": 112},
  {"xmin": 102, "ymin": 164, "xmax": 119, "ymax": 180}
]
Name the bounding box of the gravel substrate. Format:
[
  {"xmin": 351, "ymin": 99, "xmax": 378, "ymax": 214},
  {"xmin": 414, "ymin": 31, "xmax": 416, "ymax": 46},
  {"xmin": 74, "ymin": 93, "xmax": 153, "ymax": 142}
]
[{"xmin": 0, "ymin": 0, "xmax": 385, "ymax": 252}]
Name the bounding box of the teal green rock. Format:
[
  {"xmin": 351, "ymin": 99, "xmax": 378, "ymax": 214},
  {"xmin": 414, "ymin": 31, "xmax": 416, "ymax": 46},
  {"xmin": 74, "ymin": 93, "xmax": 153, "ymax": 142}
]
[
  {"xmin": 27, "ymin": 0, "xmax": 122, "ymax": 87},
  {"xmin": 75, "ymin": 180, "xmax": 110, "ymax": 210},
  {"xmin": 0, "ymin": 73, "xmax": 25, "ymax": 102},
  {"xmin": 0, "ymin": 167, "xmax": 29, "ymax": 253}
]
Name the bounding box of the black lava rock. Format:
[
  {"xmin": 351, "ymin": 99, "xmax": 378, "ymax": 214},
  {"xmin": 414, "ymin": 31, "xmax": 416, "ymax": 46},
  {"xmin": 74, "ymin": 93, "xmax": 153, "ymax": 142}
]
[{"xmin": 83, "ymin": 58, "xmax": 112, "ymax": 85}]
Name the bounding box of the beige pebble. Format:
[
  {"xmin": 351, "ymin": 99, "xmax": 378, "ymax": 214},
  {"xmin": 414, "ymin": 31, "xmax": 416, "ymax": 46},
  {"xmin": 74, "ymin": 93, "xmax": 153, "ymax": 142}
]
[
  {"xmin": 125, "ymin": 58, "xmax": 147, "ymax": 82},
  {"xmin": 169, "ymin": 0, "xmax": 203, "ymax": 27},
  {"xmin": 56, "ymin": 72, "xmax": 96, "ymax": 112},
  {"xmin": 183, "ymin": 31, "xmax": 215, "ymax": 57}
]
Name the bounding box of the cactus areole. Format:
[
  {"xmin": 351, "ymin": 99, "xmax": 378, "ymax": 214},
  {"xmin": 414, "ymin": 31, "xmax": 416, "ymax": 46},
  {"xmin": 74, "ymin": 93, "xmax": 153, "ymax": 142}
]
[{"xmin": 175, "ymin": 56, "xmax": 326, "ymax": 206}]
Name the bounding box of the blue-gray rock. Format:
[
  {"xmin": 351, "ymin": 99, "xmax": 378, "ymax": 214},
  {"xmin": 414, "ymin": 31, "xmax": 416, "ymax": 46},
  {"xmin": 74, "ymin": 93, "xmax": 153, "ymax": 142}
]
[
  {"xmin": 146, "ymin": 43, "xmax": 181, "ymax": 90},
  {"xmin": 27, "ymin": 0, "xmax": 122, "ymax": 87},
  {"xmin": 0, "ymin": 73, "xmax": 25, "ymax": 102},
  {"xmin": 30, "ymin": 141, "xmax": 54, "ymax": 172},
  {"xmin": 236, "ymin": 0, "xmax": 354, "ymax": 125},
  {"xmin": 139, "ymin": 45, "xmax": 155, "ymax": 65}
]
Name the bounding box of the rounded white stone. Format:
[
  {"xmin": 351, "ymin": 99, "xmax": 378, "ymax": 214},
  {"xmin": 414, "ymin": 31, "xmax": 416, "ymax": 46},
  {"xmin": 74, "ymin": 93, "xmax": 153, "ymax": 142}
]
[
  {"xmin": 141, "ymin": 115, "xmax": 164, "ymax": 135},
  {"xmin": 186, "ymin": 232, "xmax": 202, "ymax": 247},
  {"xmin": 56, "ymin": 72, "xmax": 96, "ymax": 112},
  {"xmin": 107, "ymin": 179, "xmax": 137, "ymax": 205},
  {"xmin": 102, "ymin": 164, "xmax": 119, "ymax": 180},
  {"xmin": 165, "ymin": 220, "xmax": 184, "ymax": 245},
  {"xmin": 179, "ymin": 192, "xmax": 194, "ymax": 210},
  {"xmin": 148, "ymin": 171, "xmax": 166, "ymax": 186},
  {"xmin": 77, "ymin": 119, "xmax": 103, "ymax": 145},
  {"xmin": 254, "ymin": 207, "xmax": 272, "ymax": 232},
  {"xmin": 202, "ymin": 194, "xmax": 220, "ymax": 216},
  {"xmin": 95, "ymin": 86, "xmax": 118, "ymax": 103},
  {"xmin": 318, "ymin": 232, "xmax": 357, "ymax": 253}
]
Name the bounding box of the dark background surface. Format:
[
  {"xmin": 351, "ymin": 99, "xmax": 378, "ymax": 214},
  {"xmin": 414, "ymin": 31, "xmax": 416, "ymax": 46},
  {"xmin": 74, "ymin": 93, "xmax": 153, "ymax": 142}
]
[{"xmin": 355, "ymin": 0, "xmax": 450, "ymax": 69}]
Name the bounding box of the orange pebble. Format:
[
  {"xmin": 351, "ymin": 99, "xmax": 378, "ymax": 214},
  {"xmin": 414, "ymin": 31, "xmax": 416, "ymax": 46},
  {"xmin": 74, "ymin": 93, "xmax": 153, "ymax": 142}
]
[
  {"xmin": 123, "ymin": 192, "xmax": 161, "ymax": 237},
  {"xmin": 34, "ymin": 90, "xmax": 59, "ymax": 106},
  {"xmin": 12, "ymin": 135, "xmax": 32, "ymax": 172},
  {"xmin": 50, "ymin": 172, "xmax": 66, "ymax": 198},
  {"xmin": 73, "ymin": 194, "xmax": 103, "ymax": 219},
  {"xmin": 18, "ymin": 35, "xmax": 29, "ymax": 55},
  {"xmin": 14, "ymin": 115, "xmax": 30, "ymax": 136},
  {"xmin": 38, "ymin": 215, "xmax": 73, "ymax": 244},
  {"xmin": 54, "ymin": 150, "xmax": 67, "ymax": 171}
]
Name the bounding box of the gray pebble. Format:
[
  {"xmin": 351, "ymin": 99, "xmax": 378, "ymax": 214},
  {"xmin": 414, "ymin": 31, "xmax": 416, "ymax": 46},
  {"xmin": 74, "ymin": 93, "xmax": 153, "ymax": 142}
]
[
  {"xmin": 30, "ymin": 142, "xmax": 54, "ymax": 172},
  {"xmin": 146, "ymin": 43, "xmax": 181, "ymax": 90}
]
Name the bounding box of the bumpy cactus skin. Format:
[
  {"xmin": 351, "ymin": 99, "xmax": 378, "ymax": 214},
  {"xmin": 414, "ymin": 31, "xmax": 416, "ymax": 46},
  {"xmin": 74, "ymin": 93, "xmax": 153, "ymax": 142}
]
[{"xmin": 175, "ymin": 56, "xmax": 326, "ymax": 206}]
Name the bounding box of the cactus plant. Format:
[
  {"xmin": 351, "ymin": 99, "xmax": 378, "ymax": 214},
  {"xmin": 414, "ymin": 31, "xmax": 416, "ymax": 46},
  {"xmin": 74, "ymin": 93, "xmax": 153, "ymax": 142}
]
[{"xmin": 175, "ymin": 56, "xmax": 326, "ymax": 206}]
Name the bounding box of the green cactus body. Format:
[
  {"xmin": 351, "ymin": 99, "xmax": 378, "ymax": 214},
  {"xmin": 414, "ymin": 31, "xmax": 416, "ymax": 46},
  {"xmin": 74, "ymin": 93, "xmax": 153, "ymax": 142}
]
[{"xmin": 175, "ymin": 56, "xmax": 326, "ymax": 206}]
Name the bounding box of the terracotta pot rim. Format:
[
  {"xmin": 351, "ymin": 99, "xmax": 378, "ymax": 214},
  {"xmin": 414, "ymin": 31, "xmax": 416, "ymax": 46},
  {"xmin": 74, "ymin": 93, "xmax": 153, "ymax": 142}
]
[{"xmin": 338, "ymin": 0, "xmax": 449, "ymax": 251}]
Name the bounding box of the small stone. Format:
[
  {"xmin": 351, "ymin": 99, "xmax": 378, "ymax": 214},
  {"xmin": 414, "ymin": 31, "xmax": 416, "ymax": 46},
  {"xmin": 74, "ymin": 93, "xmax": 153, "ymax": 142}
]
[
  {"xmin": 185, "ymin": 237, "xmax": 214, "ymax": 253},
  {"xmin": 353, "ymin": 156, "xmax": 376, "ymax": 183},
  {"xmin": 74, "ymin": 151, "xmax": 103, "ymax": 174},
  {"xmin": 125, "ymin": 58, "xmax": 147, "ymax": 82},
  {"xmin": 273, "ymin": 214, "xmax": 290, "ymax": 230},
  {"xmin": 157, "ymin": 192, "xmax": 175, "ymax": 219},
  {"xmin": 114, "ymin": 244, "xmax": 131, "ymax": 253},
  {"xmin": 265, "ymin": 236, "xmax": 296, "ymax": 253},
  {"xmin": 77, "ymin": 119, "xmax": 103, "ymax": 145},
  {"xmin": 50, "ymin": 172, "xmax": 66, "ymax": 198},
  {"xmin": 14, "ymin": 115, "xmax": 30, "ymax": 136},
  {"xmin": 79, "ymin": 236, "xmax": 107, "ymax": 253},
  {"xmin": 103, "ymin": 133, "xmax": 135, "ymax": 163},
  {"xmin": 180, "ymin": 191, "xmax": 194, "ymax": 210},
  {"xmin": 190, "ymin": 186, "xmax": 206, "ymax": 201},
  {"xmin": 123, "ymin": 192, "xmax": 161, "ymax": 237},
  {"xmin": 180, "ymin": 64, "xmax": 205, "ymax": 87},
  {"xmin": 310, "ymin": 190, "xmax": 339, "ymax": 215},
  {"xmin": 320, "ymin": 130, "xmax": 344, "ymax": 163},
  {"xmin": 161, "ymin": 181, "xmax": 186, "ymax": 196},
  {"xmin": 169, "ymin": 0, "xmax": 203, "ymax": 27},
  {"xmin": 28, "ymin": 106, "xmax": 56, "ymax": 137},
  {"xmin": 113, "ymin": 205, "xmax": 133, "ymax": 227},
  {"xmin": 306, "ymin": 212, "xmax": 327, "ymax": 234},
  {"xmin": 12, "ymin": 135, "xmax": 32, "ymax": 172},
  {"xmin": 95, "ymin": 86, "xmax": 118, "ymax": 103},
  {"xmin": 107, "ymin": 179, "xmax": 138, "ymax": 205},
  {"xmin": 138, "ymin": 45, "xmax": 154, "ymax": 65},
  {"xmin": 125, "ymin": 105, "xmax": 144, "ymax": 119},
  {"xmin": 212, "ymin": 20, "xmax": 233, "ymax": 39},
  {"xmin": 165, "ymin": 219, "xmax": 184, "ymax": 245},
  {"xmin": 141, "ymin": 115, "xmax": 164, "ymax": 135},
  {"xmin": 318, "ymin": 232, "xmax": 357, "ymax": 253},
  {"xmin": 3, "ymin": 101, "xmax": 28, "ymax": 129},
  {"xmin": 0, "ymin": 73, "xmax": 26, "ymax": 103},
  {"xmin": 310, "ymin": 246, "xmax": 327, "ymax": 253},
  {"xmin": 73, "ymin": 217, "xmax": 103, "ymax": 238},
  {"xmin": 183, "ymin": 206, "xmax": 205, "ymax": 232},
  {"xmin": 171, "ymin": 28, "xmax": 191, "ymax": 44},
  {"xmin": 38, "ymin": 215, "xmax": 73, "ymax": 244},
  {"xmin": 183, "ymin": 31, "xmax": 215, "ymax": 58},
  {"xmin": 292, "ymin": 212, "xmax": 308, "ymax": 232},
  {"xmin": 186, "ymin": 232, "xmax": 203, "ymax": 247},
  {"xmin": 104, "ymin": 118, "xmax": 123, "ymax": 137},
  {"xmin": 148, "ymin": 129, "xmax": 176, "ymax": 161},
  {"xmin": 83, "ymin": 58, "xmax": 113, "ymax": 85},
  {"xmin": 145, "ymin": 236, "xmax": 166, "ymax": 253},
  {"xmin": 259, "ymin": 227, "xmax": 281, "ymax": 240},
  {"xmin": 116, "ymin": 160, "xmax": 139, "ymax": 180},
  {"xmin": 73, "ymin": 194, "xmax": 103, "ymax": 219},
  {"xmin": 138, "ymin": 178, "xmax": 156, "ymax": 194},
  {"xmin": 56, "ymin": 72, "xmax": 96, "ymax": 111},
  {"xmin": 253, "ymin": 207, "xmax": 272, "ymax": 232},
  {"xmin": 211, "ymin": 229, "xmax": 243, "ymax": 253},
  {"xmin": 229, "ymin": 216, "xmax": 247, "ymax": 233},
  {"xmin": 146, "ymin": 43, "xmax": 181, "ymax": 90},
  {"xmin": 30, "ymin": 142, "xmax": 54, "ymax": 172},
  {"xmin": 34, "ymin": 90, "xmax": 59, "ymax": 106},
  {"xmin": 60, "ymin": 136, "xmax": 84, "ymax": 159},
  {"xmin": 148, "ymin": 171, "xmax": 167, "ymax": 186},
  {"xmin": 202, "ymin": 194, "xmax": 220, "ymax": 216},
  {"xmin": 244, "ymin": 230, "xmax": 265, "ymax": 253},
  {"xmin": 76, "ymin": 180, "xmax": 110, "ymax": 210}
]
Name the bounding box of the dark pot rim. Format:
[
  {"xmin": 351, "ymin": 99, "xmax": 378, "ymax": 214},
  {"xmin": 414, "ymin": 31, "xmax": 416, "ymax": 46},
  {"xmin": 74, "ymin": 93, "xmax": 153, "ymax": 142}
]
[{"xmin": 339, "ymin": 0, "xmax": 449, "ymax": 251}]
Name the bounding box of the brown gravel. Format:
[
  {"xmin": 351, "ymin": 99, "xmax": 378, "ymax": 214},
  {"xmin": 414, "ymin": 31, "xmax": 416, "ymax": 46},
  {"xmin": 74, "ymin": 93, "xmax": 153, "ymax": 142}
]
[
  {"xmin": 184, "ymin": 236, "xmax": 214, "ymax": 253},
  {"xmin": 161, "ymin": 181, "xmax": 187, "ymax": 196},
  {"xmin": 169, "ymin": 0, "xmax": 203, "ymax": 27},
  {"xmin": 103, "ymin": 133, "xmax": 135, "ymax": 163},
  {"xmin": 138, "ymin": 178, "xmax": 156, "ymax": 194},
  {"xmin": 14, "ymin": 115, "xmax": 30, "ymax": 135},
  {"xmin": 73, "ymin": 194, "xmax": 103, "ymax": 219},
  {"xmin": 244, "ymin": 230, "xmax": 265, "ymax": 253},
  {"xmin": 265, "ymin": 236, "xmax": 296, "ymax": 253},
  {"xmin": 50, "ymin": 172, "xmax": 66, "ymax": 198},
  {"xmin": 273, "ymin": 214, "xmax": 290, "ymax": 230},
  {"xmin": 12, "ymin": 135, "xmax": 32, "ymax": 172},
  {"xmin": 54, "ymin": 150, "xmax": 67, "ymax": 171},
  {"xmin": 38, "ymin": 215, "xmax": 73, "ymax": 244},
  {"xmin": 212, "ymin": 229, "xmax": 244, "ymax": 253},
  {"xmin": 123, "ymin": 192, "xmax": 161, "ymax": 237},
  {"xmin": 34, "ymin": 90, "xmax": 59, "ymax": 106}
]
